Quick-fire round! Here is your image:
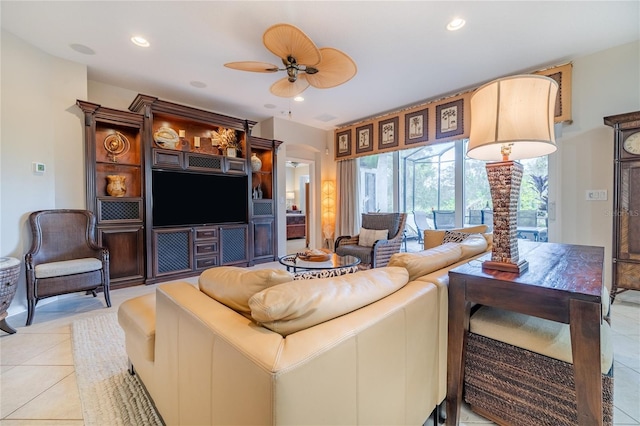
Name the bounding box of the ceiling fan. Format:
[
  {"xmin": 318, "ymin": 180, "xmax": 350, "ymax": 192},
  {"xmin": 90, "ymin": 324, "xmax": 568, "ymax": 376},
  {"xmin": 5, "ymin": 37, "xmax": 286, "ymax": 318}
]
[{"xmin": 224, "ymin": 23, "xmax": 357, "ymax": 98}]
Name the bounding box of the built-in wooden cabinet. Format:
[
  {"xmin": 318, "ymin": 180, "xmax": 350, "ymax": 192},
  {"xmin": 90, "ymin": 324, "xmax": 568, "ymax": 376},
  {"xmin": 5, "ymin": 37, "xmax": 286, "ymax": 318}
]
[
  {"xmin": 249, "ymin": 136, "xmax": 283, "ymax": 263},
  {"xmin": 77, "ymin": 101, "xmax": 146, "ymax": 288},
  {"xmin": 79, "ymin": 94, "xmax": 282, "ymax": 285}
]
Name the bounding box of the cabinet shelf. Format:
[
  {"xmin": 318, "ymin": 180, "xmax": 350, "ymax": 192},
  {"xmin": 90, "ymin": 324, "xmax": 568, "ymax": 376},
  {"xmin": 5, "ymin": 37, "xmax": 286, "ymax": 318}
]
[{"xmin": 96, "ymin": 161, "xmax": 141, "ymax": 168}]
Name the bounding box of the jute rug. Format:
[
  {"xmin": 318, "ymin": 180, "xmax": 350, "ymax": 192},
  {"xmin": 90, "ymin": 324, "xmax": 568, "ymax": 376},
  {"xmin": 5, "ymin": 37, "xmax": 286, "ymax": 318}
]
[{"xmin": 71, "ymin": 313, "xmax": 163, "ymax": 426}]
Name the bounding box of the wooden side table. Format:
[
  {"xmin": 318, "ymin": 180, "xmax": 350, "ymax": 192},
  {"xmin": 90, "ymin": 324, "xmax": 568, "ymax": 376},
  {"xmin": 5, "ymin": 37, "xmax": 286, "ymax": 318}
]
[
  {"xmin": 446, "ymin": 241, "xmax": 605, "ymax": 425},
  {"xmin": 0, "ymin": 257, "xmax": 21, "ymax": 334}
]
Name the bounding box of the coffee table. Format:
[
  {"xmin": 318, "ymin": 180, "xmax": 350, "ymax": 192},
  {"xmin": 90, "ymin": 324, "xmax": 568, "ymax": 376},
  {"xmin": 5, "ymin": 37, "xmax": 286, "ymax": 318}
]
[{"xmin": 278, "ymin": 253, "xmax": 360, "ymax": 273}]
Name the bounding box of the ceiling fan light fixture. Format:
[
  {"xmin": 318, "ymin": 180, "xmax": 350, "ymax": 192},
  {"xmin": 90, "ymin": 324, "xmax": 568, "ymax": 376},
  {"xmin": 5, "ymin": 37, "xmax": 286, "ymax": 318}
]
[{"xmin": 226, "ymin": 23, "xmax": 357, "ymax": 97}]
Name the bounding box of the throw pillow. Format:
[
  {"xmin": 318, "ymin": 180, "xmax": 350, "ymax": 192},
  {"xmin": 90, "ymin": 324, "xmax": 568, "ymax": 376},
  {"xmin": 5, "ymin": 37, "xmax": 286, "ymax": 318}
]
[
  {"xmin": 358, "ymin": 227, "xmax": 389, "ymax": 247},
  {"xmin": 249, "ymin": 266, "xmax": 409, "ymax": 336},
  {"xmin": 442, "ymin": 230, "xmax": 473, "ymax": 244},
  {"xmin": 423, "ymin": 224, "xmax": 488, "ymax": 249},
  {"xmin": 199, "ymin": 266, "xmax": 294, "ymax": 314}
]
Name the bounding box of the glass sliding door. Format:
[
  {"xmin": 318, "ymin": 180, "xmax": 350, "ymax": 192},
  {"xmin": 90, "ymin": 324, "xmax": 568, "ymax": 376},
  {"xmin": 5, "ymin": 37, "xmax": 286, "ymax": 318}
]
[{"xmin": 356, "ymin": 139, "xmax": 549, "ymax": 243}]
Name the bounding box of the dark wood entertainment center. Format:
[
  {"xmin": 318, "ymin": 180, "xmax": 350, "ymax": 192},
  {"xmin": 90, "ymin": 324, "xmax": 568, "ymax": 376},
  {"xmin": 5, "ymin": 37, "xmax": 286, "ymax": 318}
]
[{"xmin": 77, "ymin": 95, "xmax": 282, "ymax": 287}]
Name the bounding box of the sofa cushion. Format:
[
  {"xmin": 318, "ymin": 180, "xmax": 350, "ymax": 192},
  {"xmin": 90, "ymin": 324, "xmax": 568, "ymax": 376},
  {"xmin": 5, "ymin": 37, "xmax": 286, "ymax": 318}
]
[
  {"xmin": 424, "ymin": 225, "xmax": 488, "ymax": 249},
  {"xmin": 199, "ymin": 266, "xmax": 294, "ymax": 314},
  {"xmin": 34, "ymin": 258, "xmax": 102, "ymax": 279},
  {"xmin": 458, "ymin": 233, "xmax": 489, "ymax": 260},
  {"xmin": 388, "ymin": 243, "xmax": 463, "ymax": 281},
  {"xmin": 249, "ymin": 266, "xmax": 409, "ymax": 336},
  {"xmin": 358, "ymin": 227, "xmax": 388, "ymax": 247}
]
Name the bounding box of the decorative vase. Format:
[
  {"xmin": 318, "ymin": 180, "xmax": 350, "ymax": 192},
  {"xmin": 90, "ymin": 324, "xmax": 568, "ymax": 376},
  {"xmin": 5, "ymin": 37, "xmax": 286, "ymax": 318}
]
[
  {"xmin": 250, "ymin": 153, "xmax": 262, "ymax": 172},
  {"xmin": 106, "ymin": 175, "xmax": 126, "ymax": 197},
  {"xmin": 226, "ymin": 147, "xmax": 237, "ymax": 157}
]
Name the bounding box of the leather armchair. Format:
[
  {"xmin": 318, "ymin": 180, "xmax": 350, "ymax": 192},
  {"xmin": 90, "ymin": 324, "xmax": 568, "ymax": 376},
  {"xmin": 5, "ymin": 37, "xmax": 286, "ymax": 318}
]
[
  {"xmin": 25, "ymin": 209, "xmax": 111, "ymax": 325},
  {"xmin": 335, "ymin": 212, "xmax": 407, "ymax": 269}
]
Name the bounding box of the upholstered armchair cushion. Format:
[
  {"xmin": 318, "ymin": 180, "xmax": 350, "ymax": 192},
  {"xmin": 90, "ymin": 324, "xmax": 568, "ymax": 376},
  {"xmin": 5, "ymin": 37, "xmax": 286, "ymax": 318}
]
[
  {"xmin": 199, "ymin": 266, "xmax": 294, "ymax": 314},
  {"xmin": 249, "ymin": 267, "xmax": 410, "ymax": 336},
  {"xmin": 34, "ymin": 258, "xmax": 103, "ymax": 279},
  {"xmin": 335, "ymin": 213, "xmax": 407, "ymax": 268}
]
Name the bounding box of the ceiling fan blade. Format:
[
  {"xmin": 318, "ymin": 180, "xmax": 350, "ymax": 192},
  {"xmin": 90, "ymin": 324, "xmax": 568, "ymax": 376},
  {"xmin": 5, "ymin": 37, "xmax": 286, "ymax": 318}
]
[
  {"xmin": 305, "ymin": 47, "xmax": 357, "ymax": 89},
  {"xmin": 263, "ymin": 23, "xmax": 321, "ymax": 66},
  {"xmin": 270, "ymin": 74, "xmax": 310, "ymax": 98},
  {"xmin": 224, "ymin": 61, "xmax": 280, "ymax": 73}
]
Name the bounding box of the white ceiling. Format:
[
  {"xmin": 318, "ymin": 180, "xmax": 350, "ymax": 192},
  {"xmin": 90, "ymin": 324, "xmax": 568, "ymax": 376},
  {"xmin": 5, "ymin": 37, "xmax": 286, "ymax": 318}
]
[{"xmin": 2, "ymin": 1, "xmax": 638, "ymax": 131}]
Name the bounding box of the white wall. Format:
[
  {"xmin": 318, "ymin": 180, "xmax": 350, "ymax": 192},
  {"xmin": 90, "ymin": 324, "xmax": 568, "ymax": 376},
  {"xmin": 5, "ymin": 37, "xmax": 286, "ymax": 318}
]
[
  {"xmin": 550, "ymin": 40, "xmax": 640, "ymax": 289},
  {"xmin": 256, "ymin": 117, "xmax": 331, "ymax": 254},
  {"xmin": 1, "ymin": 30, "xmax": 88, "ymax": 315}
]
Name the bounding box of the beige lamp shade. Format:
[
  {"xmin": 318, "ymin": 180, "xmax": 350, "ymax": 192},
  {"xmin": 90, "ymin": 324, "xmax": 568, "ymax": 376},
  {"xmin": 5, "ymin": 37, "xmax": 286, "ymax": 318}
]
[
  {"xmin": 286, "ymin": 191, "xmax": 295, "ymax": 200},
  {"xmin": 467, "ymin": 75, "xmax": 559, "ymax": 161}
]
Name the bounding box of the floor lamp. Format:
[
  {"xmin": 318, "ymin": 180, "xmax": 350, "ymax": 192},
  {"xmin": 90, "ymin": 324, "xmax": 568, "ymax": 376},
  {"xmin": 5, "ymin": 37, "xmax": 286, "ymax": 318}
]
[{"xmin": 467, "ymin": 74, "xmax": 559, "ymax": 273}]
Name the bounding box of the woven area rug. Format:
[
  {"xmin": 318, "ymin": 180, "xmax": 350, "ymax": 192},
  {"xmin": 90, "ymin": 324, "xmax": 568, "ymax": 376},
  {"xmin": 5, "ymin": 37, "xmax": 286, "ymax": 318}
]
[{"xmin": 71, "ymin": 313, "xmax": 163, "ymax": 426}]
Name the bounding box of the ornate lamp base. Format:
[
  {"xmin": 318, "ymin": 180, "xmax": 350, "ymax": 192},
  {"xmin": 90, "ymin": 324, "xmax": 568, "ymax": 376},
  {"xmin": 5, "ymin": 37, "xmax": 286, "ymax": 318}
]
[
  {"xmin": 482, "ymin": 259, "xmax": 529, "ymax": 274},
  {"xmin": 483, "ymin": 160, "xmax": 529, "ymax": 274}
]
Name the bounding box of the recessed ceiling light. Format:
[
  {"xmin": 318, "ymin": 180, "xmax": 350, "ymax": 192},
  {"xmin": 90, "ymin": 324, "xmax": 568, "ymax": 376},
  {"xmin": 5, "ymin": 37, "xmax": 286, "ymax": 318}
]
[
  {"xmin": 447, "ymin": 18, "xmax": 466, "ymax": 31},
  {"xmin": 264, "ymin": 103, "xmax": 277, "ymax": 109},
  {"xmin": 131, "ymin": 36, "xmax": 150, "ymax": 47},
  {"xmin": 293, "ymin": 96, "xmax": 304, "ymax": 102},
  {"xmin": 190, "ymin": 81, "xmax": 207, "ymax": 88},
  {"xmin": 69, "ymin": 43, "xmax": 95, "ymax": 55}
]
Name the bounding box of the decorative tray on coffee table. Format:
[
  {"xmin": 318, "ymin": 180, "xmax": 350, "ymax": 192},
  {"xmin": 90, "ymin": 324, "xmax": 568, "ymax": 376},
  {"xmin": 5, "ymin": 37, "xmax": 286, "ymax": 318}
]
[{"xmin": 296, "ymin": 248, "xmax": 332, "ymax": 262}]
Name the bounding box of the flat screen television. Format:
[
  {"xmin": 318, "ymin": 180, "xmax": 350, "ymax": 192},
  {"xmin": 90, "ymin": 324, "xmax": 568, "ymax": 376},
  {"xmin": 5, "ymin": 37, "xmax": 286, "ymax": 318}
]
[{"xmin": 152, "ymin": 170, "xmax": 248, "ymax": 227}]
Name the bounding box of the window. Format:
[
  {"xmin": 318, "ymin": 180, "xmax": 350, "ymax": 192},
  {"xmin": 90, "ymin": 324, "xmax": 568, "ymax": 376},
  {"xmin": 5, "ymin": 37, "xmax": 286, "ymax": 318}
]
[
  {"xmin": 358, "ymin": 152, "xmax": 393, "ymax": 213},
  {"xmin": 359, "ymin": 139, "xmax": 549, "ymax": 240}
]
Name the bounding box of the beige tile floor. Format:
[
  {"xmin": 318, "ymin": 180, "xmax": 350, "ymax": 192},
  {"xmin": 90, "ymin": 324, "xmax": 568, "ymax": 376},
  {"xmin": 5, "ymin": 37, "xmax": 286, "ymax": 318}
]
[{"xmin": 1, "ymin": 263, "xmax": 638, "ymax": 425}]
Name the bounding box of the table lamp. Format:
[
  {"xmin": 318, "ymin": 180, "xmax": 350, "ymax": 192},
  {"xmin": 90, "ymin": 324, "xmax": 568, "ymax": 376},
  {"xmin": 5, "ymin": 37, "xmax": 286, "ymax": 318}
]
[{"xmin": 467, "ymin": 74, "xmax": 558, "ymax": 273}]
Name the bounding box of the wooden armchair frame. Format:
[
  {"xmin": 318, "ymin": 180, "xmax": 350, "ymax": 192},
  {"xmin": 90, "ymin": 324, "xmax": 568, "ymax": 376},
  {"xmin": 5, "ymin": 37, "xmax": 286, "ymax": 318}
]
[
  {"xmin": 25, "ymin": 209, "xmax": 111, "ymax": 325},
  {"xmin": 335, "ymin": 213, "xmax": 407, "ymax": 269}
]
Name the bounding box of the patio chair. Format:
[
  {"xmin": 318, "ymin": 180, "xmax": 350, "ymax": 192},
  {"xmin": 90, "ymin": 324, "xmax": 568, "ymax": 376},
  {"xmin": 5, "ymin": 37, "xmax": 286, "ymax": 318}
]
[
  {"xmin": 468, "ymin": 209, "xmax": 483, "ymax": 225},
  {"xmin": 432, "ymin": 210, "xmax": 455, "ymax": 229},
  {"xmin": 413, "ymin": 210, "xmax": 431, "ymax": 245},
  {"xmin": 335, "ymin": 212, "xmax": 407, "ymax": 269},
  {"xmin": 481, "ymin": 209, "xmax": 494, "ymax": 232},
  {"xmin": 517, "ymin": 210, "xmax": 538, "ymax": 227}
]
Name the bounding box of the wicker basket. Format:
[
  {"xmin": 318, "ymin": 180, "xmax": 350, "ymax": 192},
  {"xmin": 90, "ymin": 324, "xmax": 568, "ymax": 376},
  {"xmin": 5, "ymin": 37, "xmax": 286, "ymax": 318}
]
[
  {"xmin": 464, "ymin": 332, "xmax": 613, "ymax": 426},
  {"xmin": 0, "ymin": 258, "xmax": 21, "ymax": 319}
]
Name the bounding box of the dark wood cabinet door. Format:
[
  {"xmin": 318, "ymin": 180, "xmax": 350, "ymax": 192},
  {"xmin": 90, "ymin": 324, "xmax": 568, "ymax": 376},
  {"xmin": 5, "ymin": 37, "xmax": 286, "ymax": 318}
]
[
  {"xmin": 97, "ymin": 226, "xmax": 145, "ymax": 287},
  {"xmin": 152, "ymin": 228, "xmax": 193, "ymax": 277},
  {"xmin": 252, "ymin": 218, "xmax": 275, "ymax": 260}
]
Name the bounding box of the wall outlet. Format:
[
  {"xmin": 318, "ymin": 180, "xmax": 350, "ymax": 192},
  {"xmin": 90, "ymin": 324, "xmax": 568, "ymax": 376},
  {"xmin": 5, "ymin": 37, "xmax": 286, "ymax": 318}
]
[
  {"xmin": 32, "ymin": 162, "xmax": 45, "ymax": 174},
  {"xmin": 585, "ymin": 190, "xmax": 607, "ymax": 201}
]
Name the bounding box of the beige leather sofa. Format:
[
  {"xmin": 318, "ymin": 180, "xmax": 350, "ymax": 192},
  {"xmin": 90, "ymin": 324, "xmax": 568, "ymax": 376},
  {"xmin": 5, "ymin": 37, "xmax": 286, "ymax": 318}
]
[{"xmin": 118, "ymin": 226, "xmax": 490, "ymax": 426}]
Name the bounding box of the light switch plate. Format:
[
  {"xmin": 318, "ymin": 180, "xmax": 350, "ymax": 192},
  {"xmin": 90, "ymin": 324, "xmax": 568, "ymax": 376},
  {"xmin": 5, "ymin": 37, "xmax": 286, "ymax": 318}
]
[{"xmin": 585, "ymin": 190, "xmax": 607, "ymax": 201}]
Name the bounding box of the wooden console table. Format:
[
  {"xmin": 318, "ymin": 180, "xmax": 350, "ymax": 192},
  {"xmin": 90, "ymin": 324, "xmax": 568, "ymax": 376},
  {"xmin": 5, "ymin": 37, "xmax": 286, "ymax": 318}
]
[{"xmin": 446, "ymin": 241, "xmax": 605, "ymax": 425}]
